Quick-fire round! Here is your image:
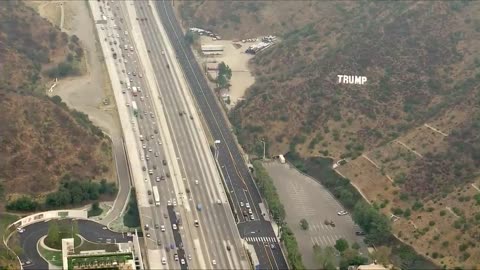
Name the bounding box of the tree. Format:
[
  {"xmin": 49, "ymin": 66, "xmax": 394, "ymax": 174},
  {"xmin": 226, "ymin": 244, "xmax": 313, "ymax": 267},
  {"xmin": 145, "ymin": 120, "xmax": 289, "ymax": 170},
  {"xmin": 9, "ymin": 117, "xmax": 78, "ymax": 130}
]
[
  {"xmin": 217, "ymin": 62, "xmax": 232, "ymax": 89},
  {"xmin": 313, "ymin": 244, "xmax": 336, "ymax": 270},
  {"xmin": 45, "ymin": 220, "xmax": 60, "ymax": 248},
  {"xmin": 352, "ymin": 242, "xmax": 360, "ymax": 250},
  {"xmin": 300, "ymin": 218, "xmax": 309, "ymax": 230},
  {"xmin": 6, "ymin": 196, "xmax": 38, "ymax": 211},
  {"xmin": 335, "ymin": 238, "xmax": 349, "ymax": 252},
  {"xmin": 371, "ymin": 246, "xmax": 391, "ymax": 266}
]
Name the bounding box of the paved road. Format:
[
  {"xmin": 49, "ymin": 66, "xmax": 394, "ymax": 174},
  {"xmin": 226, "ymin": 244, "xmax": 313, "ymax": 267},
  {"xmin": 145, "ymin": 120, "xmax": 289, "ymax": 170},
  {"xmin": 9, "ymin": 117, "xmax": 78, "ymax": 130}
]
[
  {"xmin": 96, "ymin": 1, "xmax": 246, "ymax": 269},
  {"xmin": 19, "ymin": 219, "xmax": 132, "ymax": 270},
  {"xmin": 154, "ymin": 1, "xmax": 288, "ymax": 269},
  {"xmin": 102, "ymin": 136, "xmax": 132, "ymax": 225}
]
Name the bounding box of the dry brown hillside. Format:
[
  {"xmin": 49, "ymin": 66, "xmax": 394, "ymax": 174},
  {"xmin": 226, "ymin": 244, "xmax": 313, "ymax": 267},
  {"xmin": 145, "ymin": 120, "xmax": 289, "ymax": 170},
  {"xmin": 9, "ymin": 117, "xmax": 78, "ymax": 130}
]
[
  {"xmin": 0, "ymin": 1, "xmax": 111, "ymax": 200},
  {"xmin": 179, "ymin": 1, "xmax": 480, "ymax": 268}
]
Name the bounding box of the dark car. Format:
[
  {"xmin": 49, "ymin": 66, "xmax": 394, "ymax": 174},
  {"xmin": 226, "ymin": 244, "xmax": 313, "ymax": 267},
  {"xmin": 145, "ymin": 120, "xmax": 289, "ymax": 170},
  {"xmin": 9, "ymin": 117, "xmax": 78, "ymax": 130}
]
[
  {"xmin": 356, "ymin": 231, "xmax": 366, "ymax": 236},
  {"xmin": 163, "ymin": 160, "xmax": 167, "ymax": 165}
]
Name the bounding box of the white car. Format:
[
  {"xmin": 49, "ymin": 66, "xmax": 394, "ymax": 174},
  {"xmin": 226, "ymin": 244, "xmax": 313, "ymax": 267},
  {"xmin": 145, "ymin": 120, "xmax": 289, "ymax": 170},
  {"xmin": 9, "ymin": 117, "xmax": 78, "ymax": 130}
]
[
  {"xmin": 142, "ymin": 144, "xmax": 146, "ymax": 149},
  {"xmin": 246, "ymin": 202, "xmax": 250, "ymax": 209},
  {"xmin": 149, "ymin": 148, "xmax": 152, "ymax": 152},
  {"xmin": 250, "ymin": 214, "xmax": 255, "ymax": 220},
  {"xmin": 195, "ymin": 179, "xmax": 199, "ymax": 185},
  {"xmin": 126, "ymin": 103, "xmax": 130, "ymax": 107},
  {"xmin": 161, "ymin": 225, "xmax": 165, "ymax": 232},
  {"xmin": 181, "ymin": 258, "xmax": 185, "ymax": 265},
  {"xmin": 212, "ymin": 259, "xmax": 216, "ymax": 265},
  {"xmin": 156, "ymin": 176, "xmax": 160, "ymax": 182},
  {"xmin": 167, "ymin": 200, "xmax": 172, "ymax": 206},
  {"xmin": 240, "ymin": 202, "xmax": 244, "ymax": 207},
  {"xmin": 173, "ymin": 199, "xmax": 177, "ymax": 206},
  {"xmin": 16, "ymin": 228, "xmax": 25, "ymax": 233},
  {"xmin": 161, "ymin": 257, "xmax": 166, "ymax": 265},
  {"xmin": 337, "ymin": 210, "xmax": 349, "ymax": 216},
  {"xmin": 172, "ymin": 224, "xmax": 177, "ymax": 230}
]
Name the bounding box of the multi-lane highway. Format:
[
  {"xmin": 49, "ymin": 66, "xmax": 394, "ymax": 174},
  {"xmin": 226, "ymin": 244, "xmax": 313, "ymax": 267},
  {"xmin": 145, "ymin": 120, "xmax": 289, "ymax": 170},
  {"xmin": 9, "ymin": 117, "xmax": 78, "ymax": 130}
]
[
  {"xmin": 95, "ymin": 1, "xmax": 247, "ymax": 269},
  {"xmin": 154, "ymin": 1, "xmax": 289, "ymax": 269}
]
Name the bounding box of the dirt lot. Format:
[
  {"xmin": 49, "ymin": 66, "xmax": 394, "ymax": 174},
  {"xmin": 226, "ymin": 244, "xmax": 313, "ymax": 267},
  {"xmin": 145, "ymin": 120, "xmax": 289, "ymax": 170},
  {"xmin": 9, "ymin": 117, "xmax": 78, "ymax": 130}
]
[{"xmin": 197, "ymin": 36, "xmax": 255, "ymax": 108}]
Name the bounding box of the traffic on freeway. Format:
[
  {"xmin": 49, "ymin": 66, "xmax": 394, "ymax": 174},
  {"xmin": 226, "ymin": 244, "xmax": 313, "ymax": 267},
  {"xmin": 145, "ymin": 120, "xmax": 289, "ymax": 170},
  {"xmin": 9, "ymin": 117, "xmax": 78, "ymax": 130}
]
[
  {"xmin": 154, "ymin": 0, "xmax": 289, "ymax": 269},
  {"xmin": 97, "ymin": 1, "xmax": 247, "ymax": 269}
]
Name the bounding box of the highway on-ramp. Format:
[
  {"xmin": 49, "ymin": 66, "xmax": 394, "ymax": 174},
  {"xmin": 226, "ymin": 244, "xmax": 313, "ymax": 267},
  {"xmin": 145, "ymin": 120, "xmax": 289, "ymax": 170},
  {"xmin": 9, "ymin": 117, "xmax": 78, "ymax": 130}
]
[{"xmin": 154, "ymin": 1, "xmax": 289, "ymax": 269}]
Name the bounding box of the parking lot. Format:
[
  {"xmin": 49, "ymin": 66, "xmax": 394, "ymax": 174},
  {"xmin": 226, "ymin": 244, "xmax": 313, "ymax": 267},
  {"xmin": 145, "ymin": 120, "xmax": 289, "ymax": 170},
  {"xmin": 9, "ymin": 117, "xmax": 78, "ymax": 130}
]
[{"xmin": 263, "ymin": 161, "xmax": 368, "ymax": 268}]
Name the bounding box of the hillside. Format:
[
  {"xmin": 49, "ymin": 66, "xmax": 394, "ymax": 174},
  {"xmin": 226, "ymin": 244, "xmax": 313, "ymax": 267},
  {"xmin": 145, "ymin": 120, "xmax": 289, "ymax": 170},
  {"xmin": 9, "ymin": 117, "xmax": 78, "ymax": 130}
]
[
  {"xmin": 0, "ymin": 1, "xmax": 112, "ymax": 200},
  {"xmin": 178, "ymin": 1, "xmax": 480, "ymax": 268}
]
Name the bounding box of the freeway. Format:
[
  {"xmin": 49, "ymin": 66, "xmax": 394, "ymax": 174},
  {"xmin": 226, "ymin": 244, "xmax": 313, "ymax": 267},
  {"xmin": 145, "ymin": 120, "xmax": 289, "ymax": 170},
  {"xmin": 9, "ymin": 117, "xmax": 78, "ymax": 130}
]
[
  {"xmin": 154, "ymin": 1, "xmax": 289, "ymax": 269},
  {"xmin": 97, "ymin": 1, "xmax": 247, "ymax": 269},
  {"xmin": 19, "ymin": 219, "xmax": 132, "ymax": 270}
]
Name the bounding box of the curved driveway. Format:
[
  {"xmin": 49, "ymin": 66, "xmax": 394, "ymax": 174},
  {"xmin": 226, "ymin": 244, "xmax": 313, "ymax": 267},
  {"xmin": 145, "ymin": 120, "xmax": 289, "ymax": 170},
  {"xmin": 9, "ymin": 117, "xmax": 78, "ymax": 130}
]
[{"xmin": 18, "ymin": 219, "xmax": 133, "ymax": 270}]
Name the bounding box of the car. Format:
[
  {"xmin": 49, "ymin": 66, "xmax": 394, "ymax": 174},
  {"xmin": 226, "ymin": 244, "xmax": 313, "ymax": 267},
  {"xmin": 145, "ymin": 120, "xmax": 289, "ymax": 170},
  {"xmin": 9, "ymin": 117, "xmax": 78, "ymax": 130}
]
[
  {"xmin": 337, "ymin": 210, "xmax": 348, "ymax": 216},
  {"xmin": 194, "ymin": 220, "xmax": 199, "ymax": 227},
  {"xmin": 120, "ymin": 80, "xmax": 123, "ymax": 84},
  {"xmin": 166, "ymin": 172, "xmax": 170, "ymax": 178},
  {"xmin": 250, "ymin": 214, "xmax": 255, "ymax": 220},
  {"xmin": 127, "ymin": 72, "xmax": 131, "ymax": 75},
  {"xmin": 139, "ymin": 74, "xmax": 143, "ymax": 78},
  {"xmin": 149, "ymin": 148, "xmax": 153, "ymax": 152},
  {"xmin": 150, "ymin": 135, "xmax": 154, "ymax": 139},
  {"xmin": 174, "ymin": 254, "xmax": 179, "ymax": 261},
  {"xmin": 179, "ymin": 111, "xmax": 183, "ymax": 116},
  {"xmin": 156, "ymin": 176, "xmax": 160, "ymax": 182},
  {"xmin": 157, "ymin": 240, "xmax": 162, "ymax": 246},
  {"xmin": 188, "ymin": 254, "xmax": 192, "ymax": 260},
  {"xmin": 160, "ymin": 175, "xmax": 165, "ymax": 180},
  {"xmin": 153, "ymin": 165, "xmax": 157, "ymax": 170},
  {"xmin": 142, "ymin": 166, "xmax": 146, "ymax": 171},
  {"xmin": 271, "ymin": 243, "xmax": 276, "ymax": 249},
  {"xmin": 217, "ymin": 199, "xmax": 222, "ymax": 204},
  {"xmin": 142, "ymin": 144, "xmax": 146, "ymax": 149},
  {"xmin": 161, "ymin": 225, "xmax": 166, "ymax": 232},
  {"xmin": 145, "ymin": 155, "xmax": 150, "ymax": 160},
  {"xmin": 148, "ymin": 198, "xmax": 153, "ymax": 204},
  {"xmin": 190, "ymin": 115, "xmax": 194, "ymax": 120},
  {"xmin": 356, "ymin": 231, "xmax": 366, "ymax": 236},
  {"xmin": 16, "ymin": 227, "xmax": 25, "ymax": 233},
  {"xmin": 147, "ymin": 190, "xmax": 152, "ymax": 195},
  {"xmin": 246, "ymin": 202, "xmax": 250, "ymax": 209},
  {"xmin": 126, "ymin": 103, "xmax": 130, "ymax": 107},
  {"xmin": 226, "ymin": 245, "xmax": 231, "ymax": 251},
  {"xmin": 150, "ymin": 114, "xmax": 154, "ymax": 119},
  {"xmin": 172, "ymin": 224, "xmax": 177, "ymax": 230},
  {"xmin": 144, "ymin": 111, "xmax": 147, "ymax": 115},
  {"xmin": 212, "ymin": 259, "xmax": 216, "ymax": 265},
  {"xmin": 154, "ymin": 129, "xmax": 158, "ymax": 134},
  {"xmin": 173, "ymin": 199, "xmax": 177, "ymax": 206},
  {"xmin": 161, "ymin": 257, "xmax": 166, "ymax": 265},
  {"xmin": 149, "ymin": 169, "xmax": 153, "ymax": 175},
  {"xmin": 324, "ymin": 219, "xmax": 335, "ymax": 226},
  {"xmin": 167, "ymin": 200, "xmax": 172, "ymax": 206},
  {"xmin": 240, "ymin": 202, "xmax": 244, "ymax": 207},
  {"xmin": 163, "ymin": 159, "xmax": 167, "ymax": 165},
  {"xmin": 164, "ymin": 213, "xmax": 168, "ymax": 219},
  {"xmin": 181, "ymin": 258, "xmax": 185, "ymax": 265},
  {"xmin": 195, "ymin": 179, "xmax": 199, "ymax": 185},
  {"xmin": 146, "ymin": 233, "xmax": 151, "ymax": 238},
  {"xmin": 155, "ymin": 152, "xmax": 159, "ymax": 157},
  {"xmin": 155, "ymin": 224, "xmax": 159, "ymax": 229},
  {"xmin": 248, "ymin": 209, "xmax": 252, "ymax": 214}
]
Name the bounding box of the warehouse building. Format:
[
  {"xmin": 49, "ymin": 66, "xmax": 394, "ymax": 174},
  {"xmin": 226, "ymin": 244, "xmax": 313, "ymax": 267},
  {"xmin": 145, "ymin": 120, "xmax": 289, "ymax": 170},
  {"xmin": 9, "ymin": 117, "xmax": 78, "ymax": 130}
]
[{"xmin": 201, "ymin": 44, "xmax": 224, "ymax": 55}]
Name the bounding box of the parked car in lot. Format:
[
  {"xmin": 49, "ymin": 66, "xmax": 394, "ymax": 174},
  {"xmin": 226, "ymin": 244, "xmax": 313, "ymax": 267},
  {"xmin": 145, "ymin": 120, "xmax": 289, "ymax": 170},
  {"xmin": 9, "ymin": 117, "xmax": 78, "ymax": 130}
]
[{"xmin": 337, "ymin": 210, "xmax": 348, "ymax": 216}]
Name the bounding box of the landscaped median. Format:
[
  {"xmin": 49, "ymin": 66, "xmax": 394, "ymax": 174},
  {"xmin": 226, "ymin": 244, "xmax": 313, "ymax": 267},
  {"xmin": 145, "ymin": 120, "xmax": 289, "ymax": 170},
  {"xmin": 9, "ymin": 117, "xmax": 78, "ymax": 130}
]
[
  {"xmin": 252, "ymin": 160, "xmax": 305, "ymax": 270},
  {"xmin": 38, "ymin": 237, "xmax": 63, "ymax": 267}
]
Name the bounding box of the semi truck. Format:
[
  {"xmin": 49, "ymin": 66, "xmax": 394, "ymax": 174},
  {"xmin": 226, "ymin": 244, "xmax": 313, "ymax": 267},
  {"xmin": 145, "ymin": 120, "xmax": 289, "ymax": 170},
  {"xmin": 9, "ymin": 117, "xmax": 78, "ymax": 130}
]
[
  {"xmin": 132, "ymin": 101, "xmax": 138, "ymax": 117},
  {"xmin": 153, "ymin": 186, "xmax": 160, "ymax": 206}
]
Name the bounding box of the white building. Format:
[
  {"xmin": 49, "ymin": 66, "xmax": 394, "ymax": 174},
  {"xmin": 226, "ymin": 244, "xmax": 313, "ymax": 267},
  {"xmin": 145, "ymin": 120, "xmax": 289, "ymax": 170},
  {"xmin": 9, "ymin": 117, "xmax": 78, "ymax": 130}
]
[{"xmin": 201, "ymin": 44, "xmax": 224, "ymax": 55}]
